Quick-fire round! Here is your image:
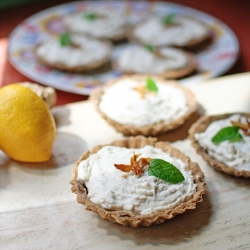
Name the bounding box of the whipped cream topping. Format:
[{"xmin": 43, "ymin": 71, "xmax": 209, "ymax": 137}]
[
  {"xmin": 133, "ymin": 16, "xmax": 209, "ymax": 46},
  {"xmin": 195, "ymin": 114, "xmax": 250, "ymax": 171},
  {"xmin": 64, "ymin": 10, "xmax": 127, "ymax": 40},
  {"xmin": 77, "ymin": 145, "xmax": 196, "ymax": 215},
  {"xmin": 116, "ymin": 46, "xmax": 189, "ymax": 74},
  {"xmin": 36, "ymin": 35, "xmax": 111, "ymax": 68},
  {"xmin": 99, "ymin": 78, "xmax": 189, "ymax": 127}
]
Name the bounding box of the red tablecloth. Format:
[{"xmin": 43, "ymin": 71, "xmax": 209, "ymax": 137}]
[{"xmin": 1, "ymin": 0, "xmax": 249, "ymax": 106}]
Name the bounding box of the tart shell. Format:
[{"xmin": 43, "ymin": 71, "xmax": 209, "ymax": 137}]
[
  {"xmin": 70, "ymin": 136, "xmax": 206, "ymax": 228},
  {"xmin": 188, "ymin": 113, "xmax": 250, "ymax": 178},
  {"xmin": 90, "ymin": 74, "xmax": 198, "ymax": 136}
]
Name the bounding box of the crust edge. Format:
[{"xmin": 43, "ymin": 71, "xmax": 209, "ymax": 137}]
[{"xmin": 188, "ymin": 113, "xmax": 250, "ymax": 178}]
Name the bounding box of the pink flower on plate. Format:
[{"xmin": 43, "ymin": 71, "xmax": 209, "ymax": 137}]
[
  {"xmin": 216, "ymin": 52, "xmax": 237, "ymax": 60},
  {"xmin": 35, "ymin": 64, "xmax": 53, "ymax": 74},
  {"xmin": 39, "ymin": 15, "xmax": 65, "ymax": 34},
  {"xmin": 21, "ymin": 21, "xmax": 37, "ymax": 33}
]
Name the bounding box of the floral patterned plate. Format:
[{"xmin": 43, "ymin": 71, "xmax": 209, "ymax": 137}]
[{"xmin": 8, "ymin": 0, "xmax": 239, "ymax": 95}]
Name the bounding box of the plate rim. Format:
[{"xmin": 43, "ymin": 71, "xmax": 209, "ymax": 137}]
[{"xmin": 7, "ymin": 0, "xmax": 240, "ymax": 95}]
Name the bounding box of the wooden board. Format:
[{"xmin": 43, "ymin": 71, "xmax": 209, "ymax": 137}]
[{"xmin": 1, "ymin": 73, "xmax": 250, "ymax": 249}]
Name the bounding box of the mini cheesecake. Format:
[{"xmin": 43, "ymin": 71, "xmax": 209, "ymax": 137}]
[
  {"xmin": 90, "ymin": 75, "xmax": 197, "ymax": 136},
  {"xmin": 129, "ymin": 15, "xmax": 211, "ymax": 50},
  {"xmin": 70, "ymin": 136, "xmax": 206, "ymax": 228},
  {"xmin": 113, "ymin": 45, "xmax": 197, "ymax": 79},
  {"xmin": 35, "ymin": 34, "xmax": 112, "ymax": 72},
  {"xmin": 64, "ymin": 10, "xmax": 128, "ymax": 42},
  {"xmin": 189, "ymin": 113, "xmax": 250, "ymax": 178}
]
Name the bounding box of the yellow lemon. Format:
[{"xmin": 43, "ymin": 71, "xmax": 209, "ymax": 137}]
[{"xmin": 0, "ymin": 84, "xmax": 56, "ymax": 162}]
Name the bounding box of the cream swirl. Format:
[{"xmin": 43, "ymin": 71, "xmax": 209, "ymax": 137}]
[
  {"xmin": 36, "ymin": 35, "xmax": 111, "ymax": 69},
  {"xmin": 116, "ymin": 46, "xmax": 189, "ymax": 74},
  {"xmin": 132, "ymin": 16, "xmax": 210, "ymax": 47},
  {"xmin": 64, "ymin": 10, "xmax": 127, "ymax": 40},
  {"xmin": 99, "ymin": 78, "xmax": 189, "ymax": 127}
]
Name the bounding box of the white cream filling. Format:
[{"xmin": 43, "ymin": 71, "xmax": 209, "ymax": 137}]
[
  {"xmin": 64, "ymin": 11, "xmax": 127, "ymax": 39},
  {"xmin": 194, "ymin": 114, "xmax": 250, "ymax": 171},
  {"xmin": 36, "ymin": 35, "xmax": 111, "ymax": 68},
  {"xmin": 99, "ymin": 78, "xmax": 189, "ymax": 127},
  {"xmin": 133, "ymin": 16, "xmax": 209, "ymax": 46},
  {"xmin": 77, "ymin": 145, "xmax": 196, "ymax": 215},
  {"xmin": 116, "ymin": 46, "xmax": 188, "ymax": 74}
]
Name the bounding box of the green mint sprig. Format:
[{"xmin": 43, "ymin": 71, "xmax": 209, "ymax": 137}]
[
  {"xmin": 60, "ymin": 33, "xmax": 73, "ymax": 46},
  {"xmin": 148, "ymin": 159, "xmax": 185, "ymax": 184},
  {"xmin": 82, "ymin": 12, "xmax": 97, "ymax": 20},
  {"xmin": 145, "ymin": 44, "xmax": 154, "ymax": 52},
  {"xmin": 146, "ymin": 77, "xmax": 158, "ymax": 93},
  {"xmin": 212, "ymin": 126, "xmax": 243, "ymax": 144},
  {"xmin": 163, "ymin": 13, "xmax": 176, "ymax": 25}
]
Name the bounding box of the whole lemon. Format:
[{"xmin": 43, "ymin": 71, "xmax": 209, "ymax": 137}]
[{"xmin": 0, "ymin": 84, "xmax": 56, "ymax": 162}]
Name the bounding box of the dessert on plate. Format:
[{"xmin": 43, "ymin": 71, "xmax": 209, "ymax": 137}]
[
  {"xmin": 90, "ymin": 75, "xmax": 197, "ymax": 136},
  {"xmin": 35, "ymin": 33, "xmax": 112, "ymax": 72},
  {"xmin": 128, "ymin": 14, "xmax": 211, "ymax": 50},
  {"xmin": 64, "ymin": 10, "xmax": 127, "ymax": 42},
  {"xmin": 189, "ymin": 113, "xmax": 250, "ymax": 178},
  {"xmin": 113, "ymin": 44, "xmax": 197, "ymax": 79},
  {"xmin": 70, "ymin": 136, "xmax": 206, "ymax": 228}
]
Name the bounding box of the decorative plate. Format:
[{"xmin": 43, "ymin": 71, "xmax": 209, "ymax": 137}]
[{"xmin": 8, "ymin": 0, "xmax": 239, "ymax": 95}]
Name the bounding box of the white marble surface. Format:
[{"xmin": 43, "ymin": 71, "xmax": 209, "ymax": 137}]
[{"xmin": 0, "ymin": 73, "xmax": 250, "ymax": 249}]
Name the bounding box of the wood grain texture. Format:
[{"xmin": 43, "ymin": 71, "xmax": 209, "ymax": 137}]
[{"xmin": 0, "ymin": 73, "xmax": 250, "ymax": 249}]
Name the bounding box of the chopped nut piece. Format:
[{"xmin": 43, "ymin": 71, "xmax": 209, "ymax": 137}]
[
  {"xmin": 114, "ymin": 163, "xmax": 131, "ymax": 173},
  {"xmin": 133, "ymin": 84, "xmax": 157, "ymax": 99},
  {"xmin": 231, "ymin": 117, "xmax": 250, "ymax": 136},
  {"xmin": 133, "ymin": 84, "xmax": 147, "ymax": 98},
  {"xmin": 152, "ymin": 49, "xmax": 165, "ymax": 58},
  {"xmin": 70, "ymin": 43, "xmax": 81, "ymax": 49},
  {"xmin": 114, "ymin": 153, "xmax": 151, "ymax": 176}
]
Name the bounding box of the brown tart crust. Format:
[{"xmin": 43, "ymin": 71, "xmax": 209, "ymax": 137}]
[
  {"xmin": 70, "ymin": 136, "xmax": 206, "ymax": 228},
  {"xmin": 34, "ymin": 39, "xmax": 112, "ymax": 73},
  {"xmin": 189, "ymin": 113, "xmax": 250, "ymax": 178},
  {"xmin": 90, "ymin": 74, "xmax": 198, "ymax": 136},
  {"xmin": 113, "ymin": 50, "xmax": 197, "ymax": 79}
]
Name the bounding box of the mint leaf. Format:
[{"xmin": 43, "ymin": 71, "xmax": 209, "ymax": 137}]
[
  {"xmin": 148, "ymin": 159, "xmax": 185, "ymax": 184},
  {"xmin": 146, "ymin": 77, "xmax": 158, "ymax": 93},
  {"xmin": 60, "ymin": 33, "xmax": 73, "ymax": 46},
  {"xmin": 229, "ymin": 132, "xmax": 243, "ymax": 142},
  {"xmin": 145, "ymin": 44, "xmax": 154, "ymax": 52},
  {"xmin": 212, "ymin": 126, "xmax": 243, "ymax": 144},
  {"xmin": 82, "ymin": 12, "xmax": 97, "ymax": 20},
  {"xmin": 163, "ymin": 13, "xmax": 176, "ymax": 25}
]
